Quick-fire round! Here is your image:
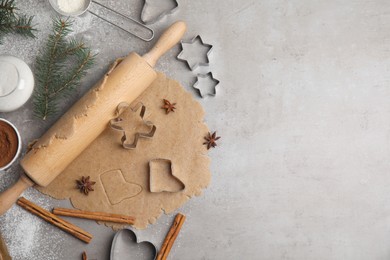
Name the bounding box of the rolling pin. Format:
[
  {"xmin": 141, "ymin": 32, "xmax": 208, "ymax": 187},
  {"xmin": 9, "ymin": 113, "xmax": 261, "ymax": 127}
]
[{"xmin": 0, "ymin": 21, "xmax": 187, "ymax": 215}]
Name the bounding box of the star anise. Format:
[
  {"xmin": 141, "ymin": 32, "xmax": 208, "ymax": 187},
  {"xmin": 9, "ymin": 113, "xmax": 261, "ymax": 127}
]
[
  {"xmin": 76, "ymin": 176, "xmax": 96, "ymax": 195},
  {"xmin": 203, "ymin": 131, "xmax": 221, "ymax": 149},
  {"xmin": 162, "ymin": 99, "xmax": 176, "ymax": 114}
]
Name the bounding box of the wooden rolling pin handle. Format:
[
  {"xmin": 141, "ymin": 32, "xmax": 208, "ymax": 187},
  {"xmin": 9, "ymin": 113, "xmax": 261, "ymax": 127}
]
[
  {"xmin": 143, "ymin": 21, "xmax": 187, "ymax": 67},
  {"xmin": 0, "ymin": 174, "xmax": 34, "ymax": 215}
]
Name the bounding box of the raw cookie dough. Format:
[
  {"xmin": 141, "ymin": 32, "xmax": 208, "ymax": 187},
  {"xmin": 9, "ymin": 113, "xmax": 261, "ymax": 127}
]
[{"xmin": 38, "ymin": 72, "xmax": 211, "ymax": 229}]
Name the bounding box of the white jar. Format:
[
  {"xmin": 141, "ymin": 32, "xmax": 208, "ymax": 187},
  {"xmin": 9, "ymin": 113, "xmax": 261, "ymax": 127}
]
[{"xmin": 0, "ymin": 55, "xmax": 34, "ymax": 112}]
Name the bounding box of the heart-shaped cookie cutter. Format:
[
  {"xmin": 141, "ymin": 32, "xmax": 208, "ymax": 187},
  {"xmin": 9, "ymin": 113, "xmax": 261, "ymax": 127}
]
[{"xmin": 111, "ymin": 229, "xmax": 157, "ymax": 260}]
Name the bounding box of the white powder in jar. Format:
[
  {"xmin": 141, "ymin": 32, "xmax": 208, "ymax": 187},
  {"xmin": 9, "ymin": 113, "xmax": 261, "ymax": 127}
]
[{"xmin": 57, "ymin": 0, "xmax": 87, "ymax": 14}]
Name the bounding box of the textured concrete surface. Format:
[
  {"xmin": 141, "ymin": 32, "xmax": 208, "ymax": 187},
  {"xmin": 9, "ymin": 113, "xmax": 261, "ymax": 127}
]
[{"xmin": 2, "ymin": 0, "xmax": 390, "ymax": 259}]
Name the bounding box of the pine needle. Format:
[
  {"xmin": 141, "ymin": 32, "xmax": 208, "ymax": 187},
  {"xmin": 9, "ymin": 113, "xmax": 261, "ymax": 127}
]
[
  {"xmin": 0, "ymin": 0, "xmax": 36, "ymax": 43},
  {"xmin": 33, "ymin": 17, "xmax": 96, "ymax": 120},
  {"xmin": 12, "ymin": 15, "xmax": 36, "ymax": 38}
]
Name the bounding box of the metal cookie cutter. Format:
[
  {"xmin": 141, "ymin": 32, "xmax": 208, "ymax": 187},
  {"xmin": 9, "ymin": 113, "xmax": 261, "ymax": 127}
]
[
  {"xmin": 110, "ymin": 102, "xmax": 156, "ymax": 149},
  {"xmin": 177, "ymin": 35, "xmax": 213, "ymax": 70},
  {"xmin": 111, "ymin": 229, "xmax": 157, "ymax": 260},
  {"xmin": 149, "ymin": 159, "xmax": 185, "ymax": 193},
  {"xmin": 193, "ymin": 72, "xmax": 220, "ymax": 98},
  {"xmin": 49, "ymin": 0, "xmax": 154, "ymax": 41},
  {"xmin": 141, "ymin": 0, "xmax": 179, "ymax": 25}
]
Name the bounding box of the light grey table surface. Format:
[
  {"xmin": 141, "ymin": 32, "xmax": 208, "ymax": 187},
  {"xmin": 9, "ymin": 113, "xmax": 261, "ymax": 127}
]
[{"xmin": 1, "ymin": 0, "xmax": 390, "ymax": 259}]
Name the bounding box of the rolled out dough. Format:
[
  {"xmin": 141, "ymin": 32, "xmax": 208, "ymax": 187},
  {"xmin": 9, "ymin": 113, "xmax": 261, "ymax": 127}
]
[{"xmin": 37, "ymin": 72, "xmax": 211, "ymax": 229}]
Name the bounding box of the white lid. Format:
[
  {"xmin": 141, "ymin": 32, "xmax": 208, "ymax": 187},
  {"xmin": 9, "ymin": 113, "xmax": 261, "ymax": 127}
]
[{"xmin": 0, "ymin": 55, "xmax": 34, "ymax": 112}]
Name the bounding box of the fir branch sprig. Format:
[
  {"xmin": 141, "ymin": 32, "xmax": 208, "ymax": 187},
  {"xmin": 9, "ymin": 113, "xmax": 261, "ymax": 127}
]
[
  {"xmin": 33, "ymin": 18, "xmax": 96, "ymax": 120},
  {"xmin": 0, "ymin": 0, "xmax": 36, "ymax": 43}
]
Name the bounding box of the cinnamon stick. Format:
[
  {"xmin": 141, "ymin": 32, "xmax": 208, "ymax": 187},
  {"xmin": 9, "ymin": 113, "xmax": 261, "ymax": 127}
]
[
  {"xmin": 156, "ymin": 213, "xmax": 186, "ymax": 260},
  {"xmin": 53, "ymin": 207, "xmax": 135, "ymax": 225},
  {"xmin": 82, "ymin": 251, "xmax": 87, "ymax": 260},
  {"xmin": 17, "ymin": 197, "xmax": 92, "ymax": 243},
  {"xmin": 0, "ymin": 231, "xmax": 11, "ymax": 260}
]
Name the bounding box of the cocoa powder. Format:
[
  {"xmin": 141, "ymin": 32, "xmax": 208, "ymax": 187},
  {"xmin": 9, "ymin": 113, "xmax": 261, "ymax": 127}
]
[{"xmin": 0, "ymin": 120, "xmax": 18, "ymax": 168}]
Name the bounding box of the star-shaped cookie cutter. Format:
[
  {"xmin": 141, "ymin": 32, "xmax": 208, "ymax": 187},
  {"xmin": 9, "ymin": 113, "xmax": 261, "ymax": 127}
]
[
  {"xmin": 177, "ymin": 35, "xmax": 213, "ymax": 70},
  {"xmin": 110, "ymin": 102, "xmax": 156, "ymax": 149},
  {"xmin": 193, "ymin": 72, "xmax": 220, "ymax": 98}
]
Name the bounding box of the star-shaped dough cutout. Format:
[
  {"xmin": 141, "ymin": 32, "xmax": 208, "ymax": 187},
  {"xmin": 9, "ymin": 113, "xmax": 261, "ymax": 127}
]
[
  {"xmin": 193, "ymin": 72, "xmax": 220, "ymax": 98},
  {"xmin": 177, "ymin": 35, "xmax": 213, "ymax": 70}
]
